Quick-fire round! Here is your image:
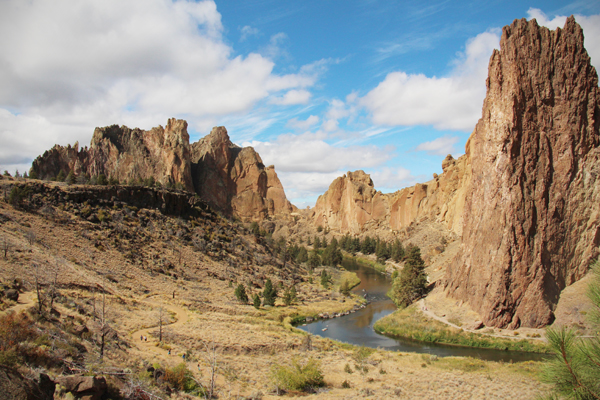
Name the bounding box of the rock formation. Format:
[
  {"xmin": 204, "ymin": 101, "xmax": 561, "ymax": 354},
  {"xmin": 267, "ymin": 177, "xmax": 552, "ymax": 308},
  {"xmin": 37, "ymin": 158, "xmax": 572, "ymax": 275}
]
[
  {"xmin": 190, "ymin": 126, "xmax": 294, "ymax": 220},
  {"xmin": 310, "ymin": 158, "xmax": 468, "ymax": 235},
  {"xmin": 312, "ymin": 17, "xmax": 600, "ymax": 328},
  {"xmin": 445, "ymin": 17, "xmax": 600, "ymax": 328},
  {"xmin": 31, "ymin": 122, "xmax": 293, "ymax": 221}
]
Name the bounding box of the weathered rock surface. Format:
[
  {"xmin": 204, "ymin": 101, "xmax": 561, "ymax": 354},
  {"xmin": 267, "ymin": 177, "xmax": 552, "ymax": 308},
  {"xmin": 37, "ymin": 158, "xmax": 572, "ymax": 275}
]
[
  {"xmin": 0, "ymin": 366, "xmax": 55, "ymax": 400},
  {"xmin": 310, "ymin": 159, "xmax": 468, "ymax": 235},
  {"xmin": 32, "ymin": 122, "xmax": 292, "ymax": 221},
  {"xmin": 445, "ymin": 17, "xmax": 600, "ymax": 328},
  {"xmin": 190, "ymin": 126, "xmax": 293, "ymax": 220},
  {"xmin": 311, "ymin": 17, "xmax": 600, "ymax": 329},
  {"xmin": 55, "ymin": 375, "xmax": 107, "ymax": 400},
  {"xmin": 32, "ymin": 118, "xmax": 194, "ymax": 192}
]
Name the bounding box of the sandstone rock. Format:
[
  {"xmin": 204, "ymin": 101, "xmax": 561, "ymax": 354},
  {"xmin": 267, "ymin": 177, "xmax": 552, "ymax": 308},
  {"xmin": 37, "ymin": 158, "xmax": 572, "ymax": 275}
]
[
  {"xmin": 190, "ymin": 126, "xmax": 293, "ymax": 221},
  {"xmin": 55, "ymin": 375, "xmax": 107, "ymax": 400},
  {"xmin": 32, "ymin": 122, "xmax": 293, "ymax": 221},
  {"xmin": 4, "ymin": 289, "xmax": 18, "ymax": 302},
  {"xmin": 465, "ymin": 321, "xmax": 484, "ymax": 331},
  {"xmin": 445, "ymin": 17, "xmax": 600, "ymax": 328},
  {"xmin": 0, "ymin": 366, "xmax": 55, "ymax": 400}
]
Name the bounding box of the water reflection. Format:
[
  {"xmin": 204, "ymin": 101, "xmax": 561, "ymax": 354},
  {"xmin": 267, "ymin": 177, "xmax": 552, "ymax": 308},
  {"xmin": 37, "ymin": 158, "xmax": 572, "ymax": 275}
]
[{"xmin": 298, "ymin": 257, "xmax": 547, "ymax": 362}]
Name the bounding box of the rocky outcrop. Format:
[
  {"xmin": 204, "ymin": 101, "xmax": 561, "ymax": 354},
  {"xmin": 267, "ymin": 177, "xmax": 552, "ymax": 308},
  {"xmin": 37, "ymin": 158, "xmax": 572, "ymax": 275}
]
[
  {"xmin": 190, "ymin": 126, "xmax": 293, "ymax": 220},
  {"xmin": 445, "ymin": 17, "xmax": 600, "ymax": 328},
  {"xmin": 0, "ymin": 366, "xmax": 55, "ymax": 400},
  {"xmin": 310, "ymin": 159, "xmax": 468, "ymax": 235},
  {"xmin": 32, "ymin": 118, "xmax": 194, "ymax": 191},
  {"xmin": 55, "ymin": 375, "xmax": 107, "ymax": 400},
  {"xmin": 312, "ymin": 17, "xmax": 600, "ymax": 329},
  {"xmin": 31, "ymin": 122, "xmax": 293, "ymax": 221}
]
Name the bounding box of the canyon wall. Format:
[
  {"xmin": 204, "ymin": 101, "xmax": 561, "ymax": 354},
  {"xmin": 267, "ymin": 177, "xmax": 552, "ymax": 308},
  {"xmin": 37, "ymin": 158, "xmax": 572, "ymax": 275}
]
[
  {"xmin": 445, "ymin": 17, "xmax": 600, "ymax": 328},
  {"xmin": 312, "ymin": 17, "xmax": 600, "ymax": 328},
  {"xmin": 32, "ymin": 121, "xmax": 293, "ymax": 221}
]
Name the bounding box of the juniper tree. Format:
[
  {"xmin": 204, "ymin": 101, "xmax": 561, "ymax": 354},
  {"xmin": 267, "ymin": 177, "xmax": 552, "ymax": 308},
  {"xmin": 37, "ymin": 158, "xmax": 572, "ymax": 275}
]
[
  {"xmin": 390, "ymin": 245, "xmax": 427, "ymax": 307},
  {"xmin": 263, "ymin": 279, "xmax": 277, "ymax": 306},
  {"xmin": 253, "ymin": 294, "xmax": 261, "ymax": 309},
  {"xmin": 234, "ymin": 283, "xmax": 248, "ymax": 304}
]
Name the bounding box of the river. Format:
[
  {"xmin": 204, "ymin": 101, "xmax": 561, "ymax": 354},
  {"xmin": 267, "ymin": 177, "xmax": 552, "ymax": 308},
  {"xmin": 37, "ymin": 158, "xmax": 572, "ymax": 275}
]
[{"xmin": 297, "ymin": 257, "xmax": 547, "ymax": 362}]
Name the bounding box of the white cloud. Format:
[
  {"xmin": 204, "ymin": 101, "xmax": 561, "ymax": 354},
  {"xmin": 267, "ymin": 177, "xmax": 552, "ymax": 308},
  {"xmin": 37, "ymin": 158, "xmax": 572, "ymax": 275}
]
[
  {"xmin": 286, "ymin": 115, "xmax": 320, "ymax": 130},
  {"xmin": 370, "ymin": 167, "xmax": 414, "ymax": 191},
  {"xmin": 0, "ymin": 0, "xmax": 322, "ymax": 172},
  {"xmin": 269, "ymin": 89, "xmax": 312, "ymax": 105},
  {"xmin": 527, "ymin": 9, "xmax": 600, "ymax": 70},
  {"xmin": 360, "ymin": 30, "xmax": 500, "ymax": 131},
  {"xmin": 415, "ymin": 135, "xmax": 459, "ymax": 156},
  {"xmin": 245, "ymin": 132, "xmax": 392, "ymax": 174},
  {"xmin": 240, "ymin": 25, "xmax": 259, "ymax": 41}
]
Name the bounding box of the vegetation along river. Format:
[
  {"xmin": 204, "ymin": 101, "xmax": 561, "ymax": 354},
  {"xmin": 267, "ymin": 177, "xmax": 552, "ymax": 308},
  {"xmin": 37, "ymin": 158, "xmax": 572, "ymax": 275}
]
[{"xmin": 298, "ymin": 257, "xmax": 547, "ymax": 362}]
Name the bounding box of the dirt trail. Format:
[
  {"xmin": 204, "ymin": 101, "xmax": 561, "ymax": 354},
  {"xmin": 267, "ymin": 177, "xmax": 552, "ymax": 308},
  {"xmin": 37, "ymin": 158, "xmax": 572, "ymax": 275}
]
[
  {"xmin": 418, "ymin": 299, "xmax": 547, "ymax": 342},
  {"xmin": 130, "ymin": 296, "xmax": 191, "ymax": 358},
  {"xmin": 1, "ymin": 291, "xmax": 36, "ymax": 315}
]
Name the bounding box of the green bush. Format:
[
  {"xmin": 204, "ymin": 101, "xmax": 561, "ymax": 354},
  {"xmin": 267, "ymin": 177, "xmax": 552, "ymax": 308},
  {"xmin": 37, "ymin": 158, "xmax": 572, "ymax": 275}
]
[
  {"xmin": 164, "ymin": 362, "xmax": 200, "ymax": 393},
  {"xmin": 270, "ymin": 357, "xmax": 324, "ymax": 392}
]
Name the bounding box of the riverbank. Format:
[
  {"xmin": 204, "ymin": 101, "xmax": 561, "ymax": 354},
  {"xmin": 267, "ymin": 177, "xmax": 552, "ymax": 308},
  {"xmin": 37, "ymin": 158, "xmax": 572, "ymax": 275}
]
[{"xmin": 374, "ymin": 304, "xmax": 549, "ymax": 353}]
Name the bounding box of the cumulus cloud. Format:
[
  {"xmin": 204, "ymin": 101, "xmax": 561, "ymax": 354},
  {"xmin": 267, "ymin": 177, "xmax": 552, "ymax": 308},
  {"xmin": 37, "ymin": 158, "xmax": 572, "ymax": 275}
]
[
  {"xmin": 245, "ymin": 132, "xmax": 392, "ymax": 173},
  {"xmin": 286, "ymin": 115, "xmax": 320, "ymax": 130},
  {"xmin": 0, "ymin": 0, "xmax": 321, "ymax": 172},
  {"xmin": 527, "ymin": 8, "xmax": 600, "ymax": 70},
  {"xmin": 370, "ymin": 167, "xmax": 414, "ymax": 190},
  {"xmin": 360, "ymin": 30, "xmax": 500, "ymax": 131},
  {"xmin": 415, "ymin": 135, "xmax": 459, "ymax": 156},
  {"xmin": 269, "ymin": 89, "xmax": 312, "ymax": 105}
]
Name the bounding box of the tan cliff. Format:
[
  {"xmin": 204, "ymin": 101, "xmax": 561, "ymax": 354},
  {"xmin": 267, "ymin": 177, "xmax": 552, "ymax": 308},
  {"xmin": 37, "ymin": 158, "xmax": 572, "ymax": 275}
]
[
  {"xmin": 32, "ymin": 121, "xmax": 293, "ymax": 221},
  {"xmin": 310, "ymin": 155, "xmax": 469, "ymax": 235},
  {"xmin": 311, "ymin": 17, "xmax": 600, "ymax": 328}
]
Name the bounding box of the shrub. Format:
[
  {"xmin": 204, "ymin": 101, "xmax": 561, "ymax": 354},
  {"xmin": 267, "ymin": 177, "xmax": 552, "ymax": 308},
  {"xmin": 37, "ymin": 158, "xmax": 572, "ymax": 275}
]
[
  {"xmin": 164, "ymin": 363, "xmax": 199, "ymax": 393},
  {"xmin": 263, "ymin": 279, "xmax": 277, "ymax": 307},
  {"xmin": 270, "ymin": 357, "xmax": 324, "ymax": 392},
  {"xmin": 234, "ymin": 283, "xmax": 248, "ymax": 304}
]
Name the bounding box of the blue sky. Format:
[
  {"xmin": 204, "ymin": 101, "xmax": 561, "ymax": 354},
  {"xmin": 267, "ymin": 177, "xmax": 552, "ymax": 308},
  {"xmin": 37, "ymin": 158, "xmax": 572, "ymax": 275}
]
[{"xmin": 1, "ymin": 1, "xmax": 599, "ymax": 207}]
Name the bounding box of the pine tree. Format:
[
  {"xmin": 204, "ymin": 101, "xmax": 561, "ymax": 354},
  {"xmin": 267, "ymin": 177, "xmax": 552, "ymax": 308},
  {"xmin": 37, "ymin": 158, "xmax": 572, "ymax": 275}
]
[
  {"xmin": 313, "ymin": 237, "xmax": 321, "ymax": 249},
  {"xmin": 296, "ymin": 246, "xmax": 308, "ymax": 263},
  {"xmin": 320, "ymin": 269, "xmax": 330, "ymax": 289},
  {"xmin": 391, "ymin": 239, "xmax": 405, "ymax": 262},
  {"xmin": 253, "ymin": 294, "xmax": 261, "ymax": 309},
  {"xmin": 56, "ymin": 170, "xmax": 66, "ymax": 182},
  {"xmin": 390, "ymin": 245, "xmax": 427, "ymax": 307},
  {"xmin": 234, "ymin": 283, "xmax": 248, "ymax": 303},
  {"xmin": 541, "ymin": 261, "xmax": 600, "ymax": 398},
  {"xmin": 308, "ymin": 251, "xmax": 321, "ymax": 270},
  {"xmin": 263, "ymin": 279, "xmax": 277, "ymax": 307},
  {"xmin": 66, "ymin": 170, "xmax": 76, "ymax": 185},
  {"xmin": 283, "ymin": 286, "xmax": 297, "ymax": 306},
  {"xmin": 28, "ymin": 168, "xmax": 38, "ymax": 180}
]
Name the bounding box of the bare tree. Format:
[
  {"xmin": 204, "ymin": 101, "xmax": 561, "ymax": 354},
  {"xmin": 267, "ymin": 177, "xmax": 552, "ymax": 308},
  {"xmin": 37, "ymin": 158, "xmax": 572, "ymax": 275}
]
[
  {"xmin": 25, "ymin": 229, "xmax": 36, "ymax": 247},
  {"xmin": 97, "ymin": 283, "xmax": 110, "ymax": 360},
  {"xmin": 1, "ymin": 238, "xmax": 10, "ymax": 259},
  {"xmin": 201, "ymin": 335, "xmax": 220, "ymax": 399},
  {"xmin": 33, "ymin": 263, "xmax": 45, "ymax": 314},
  {"xmin": 158, "ymin": 307, "xmax": 164, "ymax": 342},
  {"xmin": 48, "ymin": 260, "xmax": 61, "ymax": 310}
]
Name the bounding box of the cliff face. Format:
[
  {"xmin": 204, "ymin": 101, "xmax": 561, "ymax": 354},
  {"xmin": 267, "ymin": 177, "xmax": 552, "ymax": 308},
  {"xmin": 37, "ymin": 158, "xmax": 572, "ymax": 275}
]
[
  {"xmin": 32, "ymin": 118, "xmax": 194, "ymax": 191},
  {"xmin": 311, "ymin": 17, "xmax": 600, "ymax": 328},
  {"xmin": 310, "ymin": 157, "xmax": 469, "ymax": 235},
  {"xmin": 445, "ymin": 17, "xmax": 600, "ymax": 328},
  {"xmin": 190, "ymin": 127, "xmax": 293, "ymax": 220},
  {"xmin": 32, "ymin": 121, "xmax": 293, "ymax": 221}
]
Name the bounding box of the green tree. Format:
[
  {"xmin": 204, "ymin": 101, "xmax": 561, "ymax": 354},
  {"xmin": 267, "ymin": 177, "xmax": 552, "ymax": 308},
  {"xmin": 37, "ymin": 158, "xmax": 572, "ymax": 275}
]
[
  {"xmin": 313, "ymin": 236, "xmax": 321, "ymax": 249},
  {"xmin": 322, "ymin": 240, "xmax": 342, "ymax": 267},
  {"xmin": 296, "ymin": 246, "xmax": 308, "ymax": 263},
  {"xmin": 376, "ymin": 239, "xmax": 390, "ymax": 263},
  {"xmin": 97, "ymin": 174, "xmax": 108, "ymax": 185},
  {"xmin": 320, "ymin": 269, "xmax": 330, "ymax": 289},
  {"xmin": 391, "ymin": 239, "xmax": 405, "ymax": 262},
  {"xmin": 66, "ymin": 171, "xmax": 76, "ymax": 185},
  {"xmin": 234, "ymin": 283, "xmax": 248, "ymax": 304},
  {"xmin": 390, "ymin": 245, "xmax": 427, "ymax": 307},
  {"xmin": 28, "ymin": 168, "xmax": 38, "ymax": 180},
  {"xmin": 263, "ymin": 279, "xmax": 277, "ymax": 307},
  {"xmin": 541, "ymin": 261, "xmax": 600, "ymax": 399},
  {"xmin": 283, "ymin": 286, "xmax": 297, "ymax": 306},
  {"xmin": 253, "ymin": 293, "xmax": 261, "ymax": 309},
  {"xmin": 56, "ymin": 170, "xmax": 66, "ymax": 182},
  {"xmin": 308, "ymin": 251, "xmax": 321, "ymax": 270}
]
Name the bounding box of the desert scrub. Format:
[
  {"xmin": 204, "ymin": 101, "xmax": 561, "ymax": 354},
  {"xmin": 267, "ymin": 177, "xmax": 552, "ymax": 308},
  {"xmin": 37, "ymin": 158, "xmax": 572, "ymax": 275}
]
[
  {"xmin": 374, "ymin": 304, "xmax": 549, "ymax": 353},
  {"xmin": 270, "ymin": 357, "xmax": 325, "ymax": 393}
]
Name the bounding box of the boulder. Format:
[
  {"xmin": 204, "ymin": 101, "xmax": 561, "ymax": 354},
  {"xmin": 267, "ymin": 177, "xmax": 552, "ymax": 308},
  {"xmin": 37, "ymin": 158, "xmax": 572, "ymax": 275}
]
[
  {"xmin": 4, "ymin": 289, "xmax": 18, "ymax": 302},
  {"xmin": 55, "ymin": 376, "xmax": 107, "ymax": 400}
]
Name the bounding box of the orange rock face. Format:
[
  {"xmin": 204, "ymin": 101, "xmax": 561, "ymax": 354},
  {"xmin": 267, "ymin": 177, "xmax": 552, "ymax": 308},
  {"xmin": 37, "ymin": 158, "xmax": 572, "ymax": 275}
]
[
  {"xmin": 191, "ymin": 126, "xmax": 293, "ymax": 220},
  {"xmin": 32, "ymin": 122, "xmax": 292, "ymax": 221},
  {"xmin": 445, "ymin": 17, "xmax": 600, "ymax": 328}
]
